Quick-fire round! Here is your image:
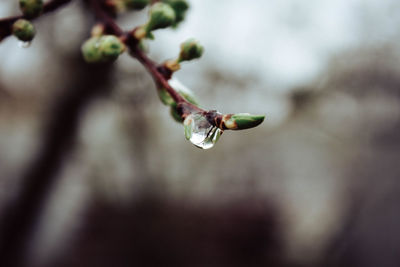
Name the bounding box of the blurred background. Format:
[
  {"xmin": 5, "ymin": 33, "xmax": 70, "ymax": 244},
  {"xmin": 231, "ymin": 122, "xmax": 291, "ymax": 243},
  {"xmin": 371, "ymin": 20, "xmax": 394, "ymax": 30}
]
[{"xmin": 1, "ymin": 0, "xmax": 400, "ymax": 266}]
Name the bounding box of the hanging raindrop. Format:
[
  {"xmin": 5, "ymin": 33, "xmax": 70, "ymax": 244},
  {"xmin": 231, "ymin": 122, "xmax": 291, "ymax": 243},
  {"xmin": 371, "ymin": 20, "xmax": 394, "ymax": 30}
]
[
  {"xmin": 183, "ymin": 112, "xmax": 223, "ymax": 149},
  {"xmin": 18, "ymin": 41, "xmax": 31, "ymax": 48}
]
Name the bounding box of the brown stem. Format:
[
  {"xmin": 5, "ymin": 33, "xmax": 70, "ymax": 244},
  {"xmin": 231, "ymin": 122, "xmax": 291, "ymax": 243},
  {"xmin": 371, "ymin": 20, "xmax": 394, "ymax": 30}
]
[
  {"xmin": 87, "ymin": 0, "xmax": 210, "ymax": 118},
  {"xmin": 0, "ymin": 0, "xmax": 72, "ymax": 40},
  {"xmin": 130, "ymin": 46, "xmax": 186, "ymax": 104},
  {"xmin": 88, "ymin": 0, "xmax": 123, "ymax": 35}
]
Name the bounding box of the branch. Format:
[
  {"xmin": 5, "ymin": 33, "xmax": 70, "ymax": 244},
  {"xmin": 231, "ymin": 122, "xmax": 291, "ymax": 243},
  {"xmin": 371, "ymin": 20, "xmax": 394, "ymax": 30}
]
[
  {"xmin": 0, "ymin": 0, "xmax": 72, "ymax": 40},
  {"xmin": 88, "ymin": 0, "xmax": 123, "ymax": 36},
  {"xmin": 87, "ymin": 1, "xmax": 266, "ymax": 133},
  {"xmin": 88, "ymin": 0, "xmax": 212, "ymax": 120}
]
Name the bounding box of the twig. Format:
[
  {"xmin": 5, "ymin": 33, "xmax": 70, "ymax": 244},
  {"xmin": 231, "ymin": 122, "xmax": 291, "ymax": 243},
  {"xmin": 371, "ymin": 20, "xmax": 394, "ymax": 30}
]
[
  {"xmin": 88, "ymin": 0, "xmax": 123, "ymax": 35},
  {"xmin": 87, "ymin": 0, "xmax": 218, "ymax": 121}
]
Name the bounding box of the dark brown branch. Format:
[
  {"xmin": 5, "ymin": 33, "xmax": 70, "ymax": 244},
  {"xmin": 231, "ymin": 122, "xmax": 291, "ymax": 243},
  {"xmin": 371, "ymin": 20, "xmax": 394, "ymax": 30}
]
[
  {"xmin": 0, "ymin": 0, "xmax": 72, "ymax": 40},
  {"xmin": 86, "ymin": 0, "xmax": 225, "ymax": 124},
  {"xmin": 130, "ymin": 46, "xmax": 186, "ymax": 104},
  {"xmin": 88, "ymin": 0, "xmax": 123, "ymax": 35},
  {"xmin": 88, "ymin": 0, "xmax": 186, "ymax": 102}
]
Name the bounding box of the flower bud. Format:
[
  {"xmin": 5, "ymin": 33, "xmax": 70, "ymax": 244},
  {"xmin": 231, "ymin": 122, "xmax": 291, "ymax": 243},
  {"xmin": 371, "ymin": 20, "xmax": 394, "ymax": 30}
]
[
  {"xmin": 81, "ymin": 35, "xmax": 125, "ymax": 63},
  {"xmin": 178, "ymin": 38, "xmax": 204, "ymax": 62},
  {"xmin": 81, "ymin": 37, "xmax": 102, "ymax": 63},
  {"xmin": 124, "ymin": 0, "xmax": 149, "ymax": 10},
  {"xmin": 145, "ymin": 3, "xmax": 176, "ymax": 37},
  {"xmin": 162, "ymin": 0, "xmax": 189, "ymax": 27},
  {"xmin": 223, "ymin": 113, "xmax": 265, "ymax": 130},
  {"xmin": 19, "ymin": 0, "xmax": 43, "ymax": 18},
  {"xmin": 99, "ymin": 35, "xmax": 125, "ymax": 61},
  {"xmin": 12, "ymin": 19, "xmax": 35, "ymax": 42}
]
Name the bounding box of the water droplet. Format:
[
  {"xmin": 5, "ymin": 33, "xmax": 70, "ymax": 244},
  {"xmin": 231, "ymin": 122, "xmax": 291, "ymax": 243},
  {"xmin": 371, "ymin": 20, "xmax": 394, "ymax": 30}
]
[
  {"xmin": 18, "ymin": 41, "xmax": 31, "ymax": 48},
  {"xmin": 183, "ymin": 112, "xmax": 223, "ymax": 149}
]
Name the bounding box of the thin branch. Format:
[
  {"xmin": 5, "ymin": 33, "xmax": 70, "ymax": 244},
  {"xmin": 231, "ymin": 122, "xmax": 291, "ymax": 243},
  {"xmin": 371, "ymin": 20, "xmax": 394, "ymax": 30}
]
[
  {"xmin": 0, "ymin": 0, "xmax": 72, "ymax": 40},
  {"xmin": 130, "ymin": 46, "xmax": 187, "ymax": 104},
  {"xmin": 88, "ymin": 0, "xmax": 123, "ymax": 36},
  {"xmin": 87, "ymin": 0, "xmax": 215, "ymax": 120}
]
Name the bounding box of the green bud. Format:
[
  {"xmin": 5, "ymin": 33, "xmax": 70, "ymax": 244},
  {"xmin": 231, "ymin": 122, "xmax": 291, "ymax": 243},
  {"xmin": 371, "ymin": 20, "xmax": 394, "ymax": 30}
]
[
  {"xmin": 124, "ymin": 0, "xmax": 149, "ymax": 10},
  {"xmin": 12, "ymin": 19, "xmax": 35, "ymax": 42},
  {"xmin": 223, "ymin": 113, "xmax": 265, "ymax": 130},
  {"xmin": 19, "ymin": 0, "xmax": 43, "ymax": 18},
  {"xmin": 162, "ymin": 0, "xmax": 189, "ymax": 27},
  {"xmin": 81, "ymin": 35, "xmax": 125, "ymax": 63},
  {"xmin": 81, "ymin": 37, "xmax": 102, "ymax": 63},
  {"xmin": 98, "ymin": 35, "xmax": 125, "ymax": 61},
  {"xmin": 178, "ymin": 38, "xmax": 204, "ymax": 62},
  {"xmin": 145, "ymin": 3, "xmax": 176, "ymax": 36}
]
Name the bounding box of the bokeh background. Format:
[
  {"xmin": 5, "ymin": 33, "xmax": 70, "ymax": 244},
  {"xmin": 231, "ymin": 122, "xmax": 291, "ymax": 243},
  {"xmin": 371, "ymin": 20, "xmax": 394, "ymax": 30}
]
[{"xmin": 1, "ymin": 0, "xmax": 400, "ymax": 266}]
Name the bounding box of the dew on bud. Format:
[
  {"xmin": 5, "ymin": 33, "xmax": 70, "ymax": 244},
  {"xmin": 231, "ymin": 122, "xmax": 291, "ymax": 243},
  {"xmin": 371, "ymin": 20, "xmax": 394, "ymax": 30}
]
[
  {"xmin": 18, "ymin": 41, "xmax": 31, "ymax": 48},
  {"xmin": 183, "ymin": 112, "xmax": 223, "ymax": 149}
]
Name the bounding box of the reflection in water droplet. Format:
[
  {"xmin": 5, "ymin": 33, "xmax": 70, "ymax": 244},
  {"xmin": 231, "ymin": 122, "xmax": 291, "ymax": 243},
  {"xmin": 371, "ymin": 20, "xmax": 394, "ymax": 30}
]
[
  {"xmin": 184, "ymin": 112, "xmax": 223, "ymax": 149},
  {"xmin": 18, "ymin": 41, "xmax": 31, "ymax": 48}
]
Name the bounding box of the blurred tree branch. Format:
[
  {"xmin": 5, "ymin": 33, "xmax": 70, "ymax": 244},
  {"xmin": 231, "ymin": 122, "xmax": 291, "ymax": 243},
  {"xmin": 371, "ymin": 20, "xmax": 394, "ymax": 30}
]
[{"xmin": 0, "ymin": 55, "xmax": 114, "ymax": 267}]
